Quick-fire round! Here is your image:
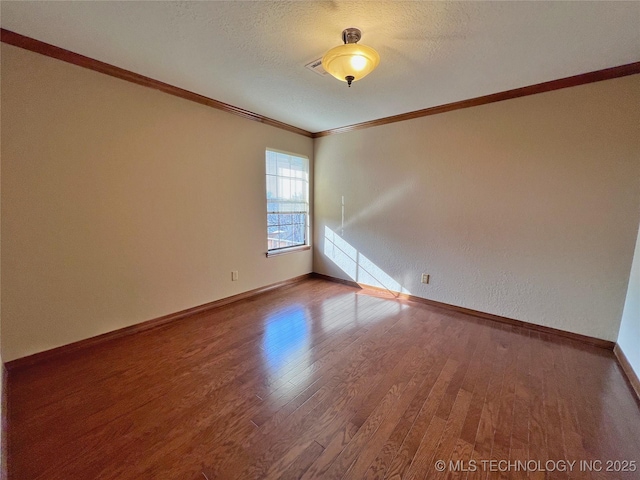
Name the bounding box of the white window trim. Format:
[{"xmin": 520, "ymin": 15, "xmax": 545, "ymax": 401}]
[
  {"xmin": 265, "ymin": 148, "xmax": 311, "ymax": 256},
  {"xmin": 265, "ymin": 245, "xmax": 311, "ymax": 258}
]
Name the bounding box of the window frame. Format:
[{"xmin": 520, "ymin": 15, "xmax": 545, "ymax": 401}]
[{"xmin": 265, "ymin": 148, "xmax": 311, "ymax": 257}]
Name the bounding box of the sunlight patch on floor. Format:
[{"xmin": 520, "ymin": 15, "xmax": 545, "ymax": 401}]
[{"xmin": 323, "ymin": 225, "xmax": 411, "ymax": 295}]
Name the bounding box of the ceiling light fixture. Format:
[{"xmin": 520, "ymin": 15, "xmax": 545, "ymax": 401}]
[{"xmin": 322, "ymin": 28, "xmax": 380, "ymax": 87}]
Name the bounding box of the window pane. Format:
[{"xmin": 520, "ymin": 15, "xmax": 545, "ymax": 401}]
[
  {"xmin": 278, "ymin": 214, "xmax": 290, "ymax": 226},
  {"xmin": 292, "ymin": 224, "xmax": 304, "ymax": 244},
  {"xmin": 266, "ymin": 150, "xmax": 309, "ymax": 251},
  {"xmin": 266, "ymin": 176, "xmax": 277, "ymax": 200},
  {"xmin": 277, "ymin": 154, "xmax": 290, "ymax": 175},
  {"xmin": 266, "ymin": 151, "xmax": 277, "ymax": 175}
]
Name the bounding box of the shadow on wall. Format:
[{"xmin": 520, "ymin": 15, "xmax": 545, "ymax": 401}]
[{"xmin": 323, "ymin": 225, "xmax": 411, "ymax": 296}]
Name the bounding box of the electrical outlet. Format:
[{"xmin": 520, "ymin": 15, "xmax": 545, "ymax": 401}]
[
  {"xmin": 231, "ymin": 271, "xmax": 238, "ymax": 281},
  {"xmin": 421, "ymin": 273, "xmax": 430, "ymax": 284}
]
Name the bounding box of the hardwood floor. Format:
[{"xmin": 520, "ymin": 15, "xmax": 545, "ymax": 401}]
[{"xmin": 6, "ymin": 278, "xmax": 640, "ymax": 479}]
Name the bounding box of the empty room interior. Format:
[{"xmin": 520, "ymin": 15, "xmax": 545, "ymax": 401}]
[{"xmin": 1, "ymin": 1, "xmax": 640, "ymax": 479}]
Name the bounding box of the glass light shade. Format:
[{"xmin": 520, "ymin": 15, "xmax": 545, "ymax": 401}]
[{"xmin": 321, "ymin": 43, "xmax": 380, "ymax": 83}]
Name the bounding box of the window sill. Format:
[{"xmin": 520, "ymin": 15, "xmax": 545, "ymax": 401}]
[{"xmin": 266, "ymin": 245, "xmax": 311, "ymax": 258}]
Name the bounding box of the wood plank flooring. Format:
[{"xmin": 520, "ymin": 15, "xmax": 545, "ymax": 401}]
[{"xmin": 6, "ymin": 278, "xmax": 640, "ymax": 479}]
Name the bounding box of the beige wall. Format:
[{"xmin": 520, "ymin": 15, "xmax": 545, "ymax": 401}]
[
  {"xmin": 314, "ymin": 75, "xmax": 640, "ymax": 341},
  {"xmin": 1, "ymin": 44, "xmax": 313, "ymax": 361},
  {"xmin": 2, "ymin": 41, "xmax": 639, "ymax": 362}
]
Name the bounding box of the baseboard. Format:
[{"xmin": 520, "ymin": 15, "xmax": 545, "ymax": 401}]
[
  {"xmin": 6, "ymin": 273, "xmax": 313, "ymax": 372},
  {"xmin": 1, "ymin": 364, "xmax": 6, "ymax": 480},
  {"xmin": 312, "ymin": 272, "xmax": 615, "ymax": 350},
  {"xmin": 312, "ymin": 272, "xmax": 361, "ymax": 288},
  {"xmin": 6, "ymin": 271, "xmax": 615, "ymax": 371},
  {"xmin": 614, "ymin": 344, "xmax": 640, "ymax": 403}
]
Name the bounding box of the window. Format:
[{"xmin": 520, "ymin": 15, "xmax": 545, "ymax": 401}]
[{"xmin": 266, "ymin": 149, "xmax": 309, "ymax": 254}]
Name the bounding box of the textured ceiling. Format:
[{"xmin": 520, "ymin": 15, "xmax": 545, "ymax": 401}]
[{"xmin": 1, "ymin": 1, "xmax": 639, "ymax": 133}]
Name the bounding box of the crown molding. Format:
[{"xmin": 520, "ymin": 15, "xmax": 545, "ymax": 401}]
[
  {"xmin": 3, "ymin": 28, "xmax": 638, "ymax": 140},
  {"xmin": 312, "ymin": 61, "xmax": 640, "ymax": 137},
  {"xmin": 0, "ymin": 28, "xmax": 313, "ymax": 138}
]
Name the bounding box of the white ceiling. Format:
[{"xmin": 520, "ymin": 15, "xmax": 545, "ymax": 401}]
[{"xmin": 2, "ymin": 1, "xmax": 639, "ymax": 133}]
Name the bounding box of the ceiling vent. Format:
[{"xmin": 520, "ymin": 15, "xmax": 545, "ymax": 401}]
[{"xmin": 305, "ymin": 58, "xmax": 329, "ymax": 76}]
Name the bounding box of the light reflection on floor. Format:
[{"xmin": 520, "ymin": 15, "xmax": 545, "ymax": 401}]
[
  {"xmin": 262, "ymin": 305, "xmax": 311, "ymax": 379},
  {"xmin": 319, "ymin": 293, "xmax": 406, "ymax": 334},
  {"xmin": 260, "ymin": 283, "xmax": 412, "ymax": 397}
]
